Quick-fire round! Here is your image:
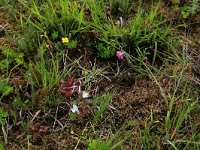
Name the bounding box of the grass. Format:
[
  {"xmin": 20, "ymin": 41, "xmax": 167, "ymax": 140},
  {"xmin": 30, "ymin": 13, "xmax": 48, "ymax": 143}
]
[
  {"xmin": 0, "ymin": 0, "xmax": 200, "ymax": 149},
  {"xmin": 93, "ymin": 93, "xmax": 112, "ymax": 123},
  {"xmin": 146, "ymin": 65, "xmax": 199, "ymax": 149}
]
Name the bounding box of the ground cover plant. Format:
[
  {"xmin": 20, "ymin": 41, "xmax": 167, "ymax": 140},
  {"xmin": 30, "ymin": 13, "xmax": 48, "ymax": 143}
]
[{"xmin": 0, "ymin": 0, "xmax": 200, "ymax": 149}]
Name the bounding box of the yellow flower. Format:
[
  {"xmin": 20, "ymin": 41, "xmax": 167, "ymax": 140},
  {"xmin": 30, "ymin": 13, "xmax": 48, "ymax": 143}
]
[{"xmin": 62, "ymin": 37, "xmax": 69, "ymax": 43}]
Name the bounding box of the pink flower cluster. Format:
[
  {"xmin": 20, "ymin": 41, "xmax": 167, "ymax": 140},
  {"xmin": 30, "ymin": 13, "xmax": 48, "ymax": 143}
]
[{"xmin": 116, "ymin": 51, "xmax": 125, "ymax": 60}]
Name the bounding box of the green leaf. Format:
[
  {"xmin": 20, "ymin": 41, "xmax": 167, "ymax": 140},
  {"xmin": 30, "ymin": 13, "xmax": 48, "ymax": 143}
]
[
  {"xmin": 0, "ymin": 108, "xmax": 8, "ymax": 126},
  {"xmin": 2, "ymin": 49, "xmax": 15, "ymax": 57},
  {"xmin": 52, "ymin": 31, "xmax": 58, "ymax": 40},
  {"xmin": 0, "ymin": 80, "xmax": 13, "ymax": 96},
  {"xmin": 0, "ymin": 59, "xmax": 10, "ymax": 70},
  {"xmin": 65, "ymin": 40, "xmax": 77, "ymax": 49},
  {"xmin": 88, "ymin": 140, "xmax": 109, "ymax": 150},
  {"xmin": 69, "ymin": 112, "xmax": 76, "ymax": 120},
  {"xmin": 0, "ymin": 144, "xmax": 5, "ymax": 150},
  {"xmin": 13, "ymin": 98, "xmax": 23, "ymax": 108}
]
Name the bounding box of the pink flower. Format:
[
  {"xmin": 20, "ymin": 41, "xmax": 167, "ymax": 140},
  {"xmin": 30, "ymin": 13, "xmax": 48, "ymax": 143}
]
[{"xmin": 116, "ymin": 51, "xmax": 125, "ymax": 60}]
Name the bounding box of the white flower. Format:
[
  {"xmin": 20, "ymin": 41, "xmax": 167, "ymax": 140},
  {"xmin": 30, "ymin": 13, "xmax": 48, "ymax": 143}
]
[
  {"xmin": 82, "ymin": 91, "xmax": 90, "ymax": 99},
  {"xmin": 71, "ymin": 104, "xmax": 79, "ymax": 114}
]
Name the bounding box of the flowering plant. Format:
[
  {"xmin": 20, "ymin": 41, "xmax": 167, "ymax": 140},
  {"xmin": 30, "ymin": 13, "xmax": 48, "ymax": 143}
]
[
  {"xmin": 62, "ymin": 37, "xmax": 69, "ymax": 43},
  {"xmin": 116, "ymin": 51, "xmax": 125, "ymax": 60},
  {"xmin": 60, "ymin": 77, "xmax": 78, "ymax": 97}
]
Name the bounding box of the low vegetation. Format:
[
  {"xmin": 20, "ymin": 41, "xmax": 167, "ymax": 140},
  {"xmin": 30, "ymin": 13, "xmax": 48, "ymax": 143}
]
[{"xmin": 0, "ymin": 0, "xmax": 200, "ymax": 149}]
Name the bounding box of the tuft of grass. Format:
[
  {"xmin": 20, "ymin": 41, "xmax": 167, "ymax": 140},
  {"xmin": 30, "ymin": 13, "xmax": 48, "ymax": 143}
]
[
  {"xmin": 93, "ymin": 93, "xmax": 112, "ymax": 123},
  {"xmin": 0, "ymin": 108, "xmax": 8, "ymax": 144},
  {"xmin": 143, "ymin": 62, "xmax": 199, "ymax": 149},
  {"xmin": 123, "ymin": 44, "xmax": 200, "ymax": 149},
  {"xmin": 10, "ymin": 0, "xmax": 175, "ymax": 61},
  {"xmin": 15, "ymin": 0, "xmax": 87, "ymax": 53},
  {"xmin": 28, "ymin": 45, "xmax": 61, "ymax": 91},
  {"xmin": 87, "ymin": 121, "xmax": 128, "ymax": 150},
  {"xmin": 110, "ymin": 0, "xmax": 131, "ymax": 14}
]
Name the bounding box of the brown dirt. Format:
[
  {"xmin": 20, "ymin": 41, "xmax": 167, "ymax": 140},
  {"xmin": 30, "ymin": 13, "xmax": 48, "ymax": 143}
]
[
  {"xmin": 0, "ymin": 7, "xmax": 19, "ymax": 49},
  {"xmin": 111, "ymin": 78, "xmax": 166, "ymax": 124}
]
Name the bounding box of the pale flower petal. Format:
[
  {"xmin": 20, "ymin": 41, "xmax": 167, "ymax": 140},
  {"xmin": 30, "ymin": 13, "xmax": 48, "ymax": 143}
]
[
  {"xmin": 116, "ymin": 51, "xmax": 125, "ymax": 60},
  {"xmin": 62, "ymin": 37, "xmax": 69, "ymax": 43},
  {"xmin": 82, "ymin": 91, "xmax": 90, "ymax": 98},
  {"xmin": 71, "ymin": 104, "xmax": 79, "ymax": 114}
]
